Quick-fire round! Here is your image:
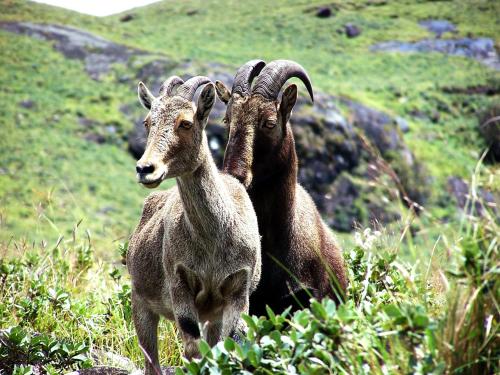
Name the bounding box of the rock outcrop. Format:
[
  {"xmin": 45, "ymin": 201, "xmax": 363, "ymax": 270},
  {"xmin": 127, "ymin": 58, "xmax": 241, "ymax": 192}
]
[
  {"xmin": 371, "ymin": 19, "xmax": 500, "ymax": 70},
  {"xmin": 447, "ymin": 177, "xmax": 498, "ymax": 218}
]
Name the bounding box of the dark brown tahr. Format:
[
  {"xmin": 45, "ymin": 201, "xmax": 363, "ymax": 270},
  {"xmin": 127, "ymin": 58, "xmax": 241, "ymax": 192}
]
[{"xmin": 216, "ymin": 60, "xmax": 347, "ymax": 316}]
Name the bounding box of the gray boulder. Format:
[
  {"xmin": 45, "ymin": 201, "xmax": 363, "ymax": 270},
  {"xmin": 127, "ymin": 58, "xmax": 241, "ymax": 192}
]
[
  {"xmin": 447, "ymin": 177, "xmax": 498, "ymax": 218},
  {"xmin": 419, "ymin": 19, "xmax": 456, "ymax": 38},
  {"xmin": 316, "ymin": 7, "xmax": 332, "ymax": 18},
  {"xmin": 125, "ymin": 63, "xmax": 427, "ymax": 231},
  {"xmin": 344, "ymin": 23, "xmax": 362, "ymax": 38}
]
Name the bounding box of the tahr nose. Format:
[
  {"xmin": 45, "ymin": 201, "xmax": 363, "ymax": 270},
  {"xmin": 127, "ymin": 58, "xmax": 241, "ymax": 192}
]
[{"xmin": 136, "ymin": 163, "xmax": 155, "ymax": 175}]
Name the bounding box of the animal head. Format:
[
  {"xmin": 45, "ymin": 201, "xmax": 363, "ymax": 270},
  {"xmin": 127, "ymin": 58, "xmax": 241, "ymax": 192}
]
[
  {"xmin": 216, "ymin": 60, "xmax": 314, "ymax": 188},
  {"xmin": 136, "ymin": 76, "xmax": 216, "ymax": 188}
]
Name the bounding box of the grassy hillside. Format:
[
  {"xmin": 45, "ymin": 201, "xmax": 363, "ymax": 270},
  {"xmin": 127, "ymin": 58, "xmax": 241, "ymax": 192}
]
[
  {"xmin": 0, "ymin": 0, "xmax": 498, "ymax": 373},
  {"xmin": 0, "ymin": 29, "xmax": 160, "ymax": 251},
  {"xmin": 0, "ymin": 0, "xmax": 498, "ymax": 251}
]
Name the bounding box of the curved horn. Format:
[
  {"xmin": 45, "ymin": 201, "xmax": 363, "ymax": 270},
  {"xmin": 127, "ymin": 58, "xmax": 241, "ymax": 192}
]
[
  {"xmin": 176, "ymin": 76, "xmax": 211, "ymax": 100},
  {"xmin": 252, "ymin": 60, "xmax": 314, "ymax": 102},
  {"xmin": 159, "ymin": 76, "xmax": 184, "ymax": 96},
  {"xmin": 232, "ymin": 59, "xmax": 266, "ymax": 96}
]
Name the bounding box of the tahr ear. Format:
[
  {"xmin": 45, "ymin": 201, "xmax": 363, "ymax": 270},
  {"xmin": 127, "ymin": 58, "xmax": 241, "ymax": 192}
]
[
  {"xmin": 279, "ymin": 84, "xmax": 298, "ymax": 127},
  {"xmin": 215, "ymin": 80, "xmax": 231, "ymax": 105},
  {"xmin": 196, "ymin": 83, "xmax": 216, "ymax": 127},
  {"xmin": 138, "ymin": 81, "xmax": 155, "ymax": 110}
]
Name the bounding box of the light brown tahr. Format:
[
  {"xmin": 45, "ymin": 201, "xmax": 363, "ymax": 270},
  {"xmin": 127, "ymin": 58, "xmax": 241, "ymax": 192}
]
[
  {"xmin": 127, "ymin": 76, "xmax": 261, "ymax": 374},
  {"xmin": 215, "ymin": 60, "xmax": 347, "ymax": 317}
]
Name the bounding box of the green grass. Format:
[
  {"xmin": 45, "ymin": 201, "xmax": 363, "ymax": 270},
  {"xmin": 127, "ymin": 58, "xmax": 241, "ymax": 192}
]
[
  {"xmin": 2, "ymin": 1, "xmax": 498, "ymax": 96},
  {"xmin": 0, "ymin": 29, "xmax": 175, "ymax": 251}
]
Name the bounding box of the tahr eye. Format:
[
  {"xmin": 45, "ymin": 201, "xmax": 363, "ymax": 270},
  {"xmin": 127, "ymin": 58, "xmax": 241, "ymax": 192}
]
[
  {"xmin": 262, "ymin": 120, "xmax": 276, "ymax": 129},
  {"xmin": 179, "ymin": 120, "xmax": 193, "ymax": 129}
]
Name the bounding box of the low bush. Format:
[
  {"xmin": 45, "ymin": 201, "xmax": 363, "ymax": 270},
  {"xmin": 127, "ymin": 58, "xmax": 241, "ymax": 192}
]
[{"xmin": 181, "ymin": 189, "xmax": 498, "ymax": 374}]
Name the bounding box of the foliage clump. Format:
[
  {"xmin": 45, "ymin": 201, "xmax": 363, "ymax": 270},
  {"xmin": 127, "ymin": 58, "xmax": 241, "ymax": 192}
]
[
  {"xmin": 181, "ymin": 213, "xmax": 498, "ymax": 374},
  {"xmin": 0, "ymin": 230, "xmax": 180, "ymax": 374},
  {"xmin": 0, "ymin": 326, "xmax": 91, "ymax": 374},
  {"xmin": 179, "ymin": 232, "xmax": 443, "ymax": 374}
]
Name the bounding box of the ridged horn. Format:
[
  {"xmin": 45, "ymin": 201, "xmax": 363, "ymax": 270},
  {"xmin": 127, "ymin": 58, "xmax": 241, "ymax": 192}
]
[
  {"xmin": 159, "ymin": 76, "xmax": 184, "ymax": 96},
  {"xmin": 176, "ymin": 76, "xmax": 211, "ymax": 100},
  {"xmin": 232, "ymin": 59, "xmax": 266, "ymax": 96},
  {"xmin": 252, "ymin": 60, "xmax": 314, "ymax": 102}
]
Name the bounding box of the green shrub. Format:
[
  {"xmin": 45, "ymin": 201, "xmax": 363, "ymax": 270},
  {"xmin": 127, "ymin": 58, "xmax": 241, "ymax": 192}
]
[
  {"xmin": 179, "ymin": 233, "xmax": 444, "ymax": 374},
  {"xmin": 0, "ymin": 230, "xmax": 182, "ymax": 372},
  {"xmin": 0, "ymin": 326, "xmax": 91, "ymax": 374}
]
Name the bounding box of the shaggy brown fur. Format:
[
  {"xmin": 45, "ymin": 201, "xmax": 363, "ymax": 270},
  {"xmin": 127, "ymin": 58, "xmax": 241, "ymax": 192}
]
[
  {"xmin": 216, "ymin": 61, "xmax": 347, "ymax": 316},
  {"xmin": 128, "ymin": 77, "xmax": 261, "ymax": 374}
]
